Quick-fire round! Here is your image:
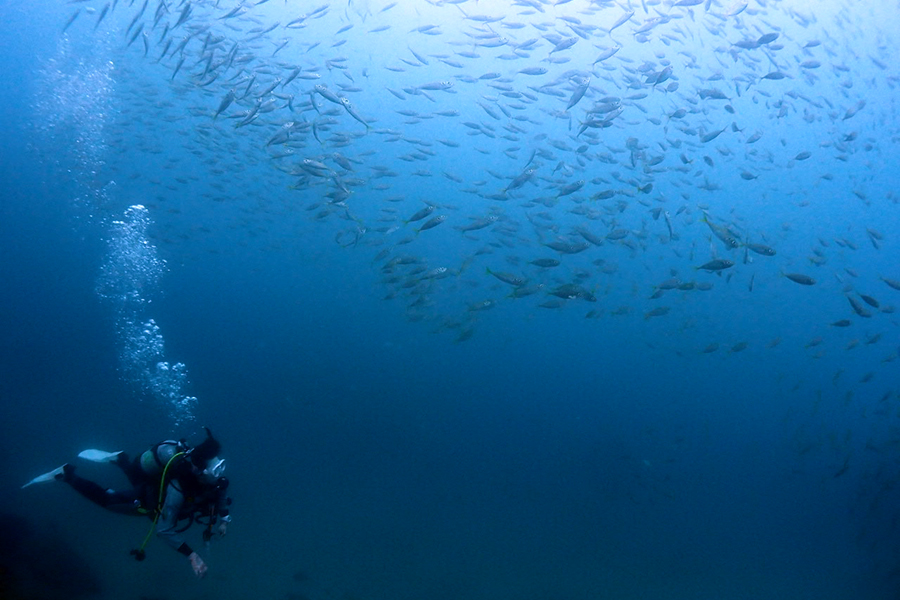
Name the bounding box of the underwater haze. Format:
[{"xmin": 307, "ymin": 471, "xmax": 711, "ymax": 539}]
[{"xmin": 1, "ymin": 0, "xmax": 900, "ymax": 598}]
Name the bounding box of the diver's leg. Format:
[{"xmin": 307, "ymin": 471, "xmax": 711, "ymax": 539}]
[
  {"xmin": 115, "ymin": 454, "xmax": 148, "ymax": 488},
  {"xmin": 60, "ymin": 465, "xmax": 140, "ymax": 513}
]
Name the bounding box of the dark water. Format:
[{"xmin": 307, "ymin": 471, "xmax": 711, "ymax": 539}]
[{"xmin": 1, "ymin": 1, "xmax": 899, "ymax": 599}]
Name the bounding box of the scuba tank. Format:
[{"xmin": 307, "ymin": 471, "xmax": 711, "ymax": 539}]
[{"xmin": 139, "ymin": 440, "xmax": 186, "ymax": 477}]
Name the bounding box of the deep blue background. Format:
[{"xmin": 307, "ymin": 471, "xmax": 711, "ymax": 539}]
[{"xmin": 1, "ymin": 1, "xmax": 899, "ymax": 599}]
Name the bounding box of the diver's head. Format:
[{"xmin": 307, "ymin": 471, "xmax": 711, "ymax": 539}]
[
  {"xmin": 190, "ymin": 427, "xmax": 225, "ymax": 484},
  {"xmin": 190, "ymin": 427, "xmax": 221, "ymax": 466}
]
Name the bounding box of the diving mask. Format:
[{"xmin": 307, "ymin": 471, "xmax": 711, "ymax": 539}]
[{"xmin": 201, "ymin": 456, "xmax": 226, "ymax": 483}]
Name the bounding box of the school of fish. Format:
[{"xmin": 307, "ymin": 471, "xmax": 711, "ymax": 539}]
[{"xmin": 38, "ymin": 0, "xmax": 897, "ymax": 390}]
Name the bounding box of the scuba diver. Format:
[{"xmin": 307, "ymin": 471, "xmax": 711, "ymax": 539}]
[{"xmin": 22, "ymin": 427, "xmax": 232, "ymax": 578}]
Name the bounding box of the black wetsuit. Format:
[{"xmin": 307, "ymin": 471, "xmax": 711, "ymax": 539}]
[{"xmin": 64, "ymin": 455, "xmax": 156, "ymax": 515}]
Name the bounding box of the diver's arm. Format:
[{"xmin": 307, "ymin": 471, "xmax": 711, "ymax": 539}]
[
  {"xmin": 216, "ymin": 489, "xmax": 231, "ymax": 520},
  {"xmin": 211, "ymin": 500, "xmax": 231, "ymax": 537},
  {"xmin": 155, "ymin": 482, "xmax": 190, "ymax": 553},
  {"xmin": 156, "ymin": 482, "xmax": 206, "ymax": 576},
  {"xmin": 213, "ymin": 483, "xmax": 232, "ymax": 536},
  {"xmin": 216, "ymin": 490, "xmax": 231, "ymax": 519}
]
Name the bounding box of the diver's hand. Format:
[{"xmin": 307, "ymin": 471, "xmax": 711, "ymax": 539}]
[
  {"xmin": 216, "ymin": 522, "xmax": 227, "ymax": 538},
  {"xmin": 189, "ymin": 552, "xmax": 207, "ymax": 578}
]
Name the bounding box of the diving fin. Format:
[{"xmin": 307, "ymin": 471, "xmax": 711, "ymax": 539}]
[
  {"xmin": 21, "ymin": 464, "xmax": 66, "ymax": 489},
  {"xmin": 78, "ymin": 449, "xmax": 124, "ymax": 463}
]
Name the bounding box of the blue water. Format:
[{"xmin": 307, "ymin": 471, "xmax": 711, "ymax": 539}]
[{"xmin": 1, "ymin": 1, "xmax": 899, "ymax": 598}]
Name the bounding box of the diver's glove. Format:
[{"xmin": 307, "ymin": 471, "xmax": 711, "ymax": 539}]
[{"xmin": 189, "ymin": 552, "xmax": 207, "ymax": 578}]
